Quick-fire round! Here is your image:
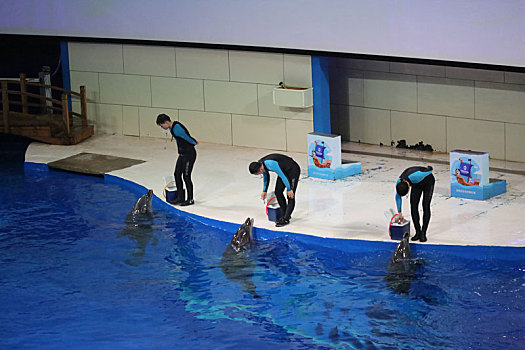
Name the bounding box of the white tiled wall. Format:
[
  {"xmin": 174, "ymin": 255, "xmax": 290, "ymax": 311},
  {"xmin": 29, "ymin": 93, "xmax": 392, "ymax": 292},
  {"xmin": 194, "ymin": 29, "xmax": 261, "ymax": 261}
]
[
  {"xmin": 69, "ymin": 42, "xmax": 313, "ymax": 152},
  {"xmin": 447, "ymin": 117, "xmax": 505, "ymax": 160},
  {"xmin": 99, "ymin": 73, "xmax": 151, "ymax": 106},
  {"xmin": 347, "ymin": 106, "xmax": 391, "ymax": 145},
  {"xmin": 138, "ymin": 107, "xmax": 178, "ymax": 138},
  {"xmin": 417, "ymin": 77, "xmax": 474, "ymax": 119},
  {"xmin": 68, "ymin": 43, "xmax": 123, "ymax": 73},
  {"xmin": 176, "ymin": 48, "xmax": 229, "ymax": 81},
  {"xmin": 505, "ymin": 123, "xmax": 525, "ymax": 163},
  {"xmin": 96, "ymin": 104, "xmax": 123, "ymax": 135},
  {"xmin": 151, "ymin": 77, "xmax": 204, "ymax": 110},
  {"xmin": 178, "ymin": 110, "xmax": 232, "ymax": 145},
  {"xmin": 364, "ymin": 71, "xmax": 417, "ymax": 112},
  {"xmin": 232, "ymin": 114, "xmax": 287, "ymax": 150},
  {"xmin": 229, "ymin": 51, "xmax": 283, "ymax": 84},
  {"xmin": 204, "ymin": 81, "xmax": 258, "ymax": 115},
  {"xmin": 391, "ymin": 111, "xmax": 446, "ymax": 152},
  {"xmin": 122, "ymin": 106, "xmax": 139, "ymax": 136},
  {"xmin": 123, "ymin": 45, "xmax": 176, "ymax": 77},
  {"xmin": 331, "ymin": 57, "xmax": 525, "ymax": 161}
]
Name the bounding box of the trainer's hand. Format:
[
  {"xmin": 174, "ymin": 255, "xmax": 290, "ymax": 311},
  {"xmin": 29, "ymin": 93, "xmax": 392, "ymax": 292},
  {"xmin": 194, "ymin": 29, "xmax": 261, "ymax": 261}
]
[
  {"xmin": 287, "ymin": 190, "xmax": 294, "ymax": 199},
  {"xmin": 261, "ymin": 192, "xmax": 267, "ymax": 201},
  {"xmin": 397, "ymin": 212, "xmax": 404, "ymax": 223}
]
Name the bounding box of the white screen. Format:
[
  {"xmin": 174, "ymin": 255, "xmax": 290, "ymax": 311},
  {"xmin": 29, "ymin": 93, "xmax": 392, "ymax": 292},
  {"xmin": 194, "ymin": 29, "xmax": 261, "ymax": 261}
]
[{"xmin": 1, "ymin": 0, "xmax": 524, "ymax": 68}]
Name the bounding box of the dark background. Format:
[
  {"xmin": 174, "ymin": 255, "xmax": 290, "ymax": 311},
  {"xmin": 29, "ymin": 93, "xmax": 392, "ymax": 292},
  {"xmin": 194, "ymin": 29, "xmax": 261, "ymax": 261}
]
[{"xmin": 1, "ymin": 35, "xmax": 63, "ymax": 88}]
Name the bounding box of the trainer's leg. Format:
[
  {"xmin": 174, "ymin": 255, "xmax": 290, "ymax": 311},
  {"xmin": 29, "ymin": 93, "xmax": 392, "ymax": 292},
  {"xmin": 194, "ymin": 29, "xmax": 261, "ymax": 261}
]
[
  {"xmin": 410, "ymin": 186, "xmax": 423, "ymax": 241},
  {"xmin": 283, "ymin": 166, "xmax": 300, "ymax": 220},
  {"xmin": 182, "ymin": 149, "xmax": 196, "ymax": 201},
  {"xmin": 420, "ymin": 176, "xmax": 435, "ymax": 242},
  {"xmin": 274, "ymin": 177, "xmax": 287, "ymax": 215},
  {"xmin": 174, "ymin": 155, "xmax": 185, "ymax": 202}
]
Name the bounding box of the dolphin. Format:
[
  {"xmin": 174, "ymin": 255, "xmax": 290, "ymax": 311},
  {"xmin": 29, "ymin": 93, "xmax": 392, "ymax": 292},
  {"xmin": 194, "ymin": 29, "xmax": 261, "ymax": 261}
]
[
  {"xmin": 220, "ymin": 218, "xmax": 260, "ymax": 298},
  {"xmin": 125, "ymin": 189, "xmax": 154, "ymax": 223},
  {"xmin": 119, "ymin": 189, "xmax": 156, "ymax": 265},
  {"xmin": 225, "ymin": 217, "xmax": 255, "ymax": 253},
  {"xmin": 384, "ymin": 232, "xmax": 414, "ymax": 294},
  {"xmin": 390, "ymin": 231, "xmax": 411, "ymax": 264}
]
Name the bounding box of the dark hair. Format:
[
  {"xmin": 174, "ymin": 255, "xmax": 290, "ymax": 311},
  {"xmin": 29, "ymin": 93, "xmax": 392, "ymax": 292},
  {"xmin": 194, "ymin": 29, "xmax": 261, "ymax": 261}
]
[
  {"xmin": 156, "ymin": 114, "xmax": 171, "ymax": 125},
  {"xmin": 396, "ymin": 181, "xmax": 409, "ymax": 196},
  {"xmin": 249, "ymin": 161, "xmax": 262, "ymax": 174}
]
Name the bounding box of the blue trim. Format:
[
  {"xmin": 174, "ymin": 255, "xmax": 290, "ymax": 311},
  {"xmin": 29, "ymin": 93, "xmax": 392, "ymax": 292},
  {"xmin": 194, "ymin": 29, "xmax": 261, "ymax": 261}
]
[
  {"xmin": 60, "ymin": 41, "xmax": 72, "ymax": 110},
  {"xmin": 102, "ymin": 172, "xmax": 525, "ymax": 260},
  {"xmin": 22, "ymin": 161, "xmax": 525, "ymax": 260},
  {"xmin": 24, "ymin": 161, "xmax": 49, "ymax": 174},
  {"xmin": 311, "ymin": 56, "xmax": 331, "ymax": 134}
]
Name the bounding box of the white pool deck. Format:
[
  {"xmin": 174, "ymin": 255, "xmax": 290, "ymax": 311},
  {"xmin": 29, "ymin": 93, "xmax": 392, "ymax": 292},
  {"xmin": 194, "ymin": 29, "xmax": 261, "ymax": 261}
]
[{"xmin": 26, "ymin": 134, "xmax": 525, "ymax": 247}]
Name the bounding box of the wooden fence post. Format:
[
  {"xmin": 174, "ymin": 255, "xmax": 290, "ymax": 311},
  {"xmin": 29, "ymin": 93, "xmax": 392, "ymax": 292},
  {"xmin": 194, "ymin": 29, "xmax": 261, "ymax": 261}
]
[
  {"xmin": 61, "ymin": 94, "xmax": 70, "ymax": 136},
  {"xmin": 80, "ymin": 86, "xmax": 88, "ymax": 127},
  {"xmin": 20, "ymin": 73, "xmax": 28, "ymax": 114},
  {"xmin": 1, "ymin": 81, "xmax": 9, "ymax": 133}
]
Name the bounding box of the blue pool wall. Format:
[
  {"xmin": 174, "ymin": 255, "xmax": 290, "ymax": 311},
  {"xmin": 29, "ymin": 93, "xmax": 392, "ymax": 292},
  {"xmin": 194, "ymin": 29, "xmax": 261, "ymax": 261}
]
[{"xmin": 24, "ymin": 161, "xmax": 525, "ymax": 261}]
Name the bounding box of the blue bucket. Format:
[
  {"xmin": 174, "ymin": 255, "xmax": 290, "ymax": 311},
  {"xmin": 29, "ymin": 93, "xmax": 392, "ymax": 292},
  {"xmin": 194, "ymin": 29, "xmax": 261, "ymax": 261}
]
[
  {"xmin": 266, "ymin": 195, "xmax": 283, "ymax": 222},
  {"xmin": 390, "ymin": 221, "xmax": 410, "ymax": 240},
  {"xmin": 165, "ymin": 188, "xmax": 179, "ymax": 204}
]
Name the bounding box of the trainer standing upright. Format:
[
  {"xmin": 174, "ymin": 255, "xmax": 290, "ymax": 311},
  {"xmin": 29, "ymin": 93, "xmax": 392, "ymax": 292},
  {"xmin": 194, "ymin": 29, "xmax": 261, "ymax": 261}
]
[
  {"xmin": 157, "ymin": 114, "xmax": 198, "ymax": 206},
  {"xmin": 249, "ymin": 154, "xmax": 300, "ymax": 227},
  {"xmin": 395, "ymin": 165, "xmax": 435, "ymax": 242}
]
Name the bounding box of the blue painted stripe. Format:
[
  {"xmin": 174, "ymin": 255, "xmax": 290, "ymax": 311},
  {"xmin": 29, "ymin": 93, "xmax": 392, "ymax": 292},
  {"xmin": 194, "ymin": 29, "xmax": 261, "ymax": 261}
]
[
  {"xmin": 60, "ymin": 41, "xmax": 72, "ymax": 110},
  {"xmin": 102, "ymin": 172, "xmax": 525, "ymax": 260},
  {"xmin": 311, "ymin": 56, "xmax": 331, "ymax": 134},
  {"xmin": 23, "ymin": 161, "xmax": 525, "ymax": 260},
  {"xmin": 24, "ymin": 162, "xmax": 49, "ymax": 174}
]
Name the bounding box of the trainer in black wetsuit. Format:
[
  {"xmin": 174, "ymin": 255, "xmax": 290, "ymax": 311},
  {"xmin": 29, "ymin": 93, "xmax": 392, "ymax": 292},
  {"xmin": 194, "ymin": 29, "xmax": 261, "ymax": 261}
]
[
  {"xmin": 156, "ymin": 114, "xmax": 198, "ymax": 206},
  {"xmin": 395, "ymin": 165, "xmax": 435, "ymax": 242},
  {"xmin": 249, "ymin": 154, "xmax": 300, "ymax": 227}
]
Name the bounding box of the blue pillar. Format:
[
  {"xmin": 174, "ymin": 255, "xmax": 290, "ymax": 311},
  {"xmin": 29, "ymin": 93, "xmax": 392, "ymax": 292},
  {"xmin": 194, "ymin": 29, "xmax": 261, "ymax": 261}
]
[
  {"xmin": 60, "ymin": 41, "xmax": 72, "ymax": 109},
  {"xmin": 311, "ymin": 56, "xmax": 331, "ymax": 134}
]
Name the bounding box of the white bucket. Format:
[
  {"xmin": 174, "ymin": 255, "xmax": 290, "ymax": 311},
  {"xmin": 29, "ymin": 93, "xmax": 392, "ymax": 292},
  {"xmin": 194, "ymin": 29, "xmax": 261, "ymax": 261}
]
[{"xmin": 265, "ymin": 191, "xmax": 283, "ymax": 222}]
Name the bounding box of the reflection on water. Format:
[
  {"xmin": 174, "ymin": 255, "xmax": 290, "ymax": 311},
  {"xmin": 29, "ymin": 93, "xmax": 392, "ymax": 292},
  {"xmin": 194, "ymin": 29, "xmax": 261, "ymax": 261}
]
[
  {"xmin": 220, "ymin": 248, "xmax": 261, "ymax": 299},
  {"xmin": 118, "ymin": 222, "xmax": 157, "ymax": 266}
]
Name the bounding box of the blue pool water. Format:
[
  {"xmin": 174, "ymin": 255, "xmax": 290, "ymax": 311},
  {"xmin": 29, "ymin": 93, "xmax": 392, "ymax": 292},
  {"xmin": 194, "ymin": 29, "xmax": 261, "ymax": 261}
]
[{"xmin": 1, "ymin": 162, "xmax": 524, "ymax": 349}]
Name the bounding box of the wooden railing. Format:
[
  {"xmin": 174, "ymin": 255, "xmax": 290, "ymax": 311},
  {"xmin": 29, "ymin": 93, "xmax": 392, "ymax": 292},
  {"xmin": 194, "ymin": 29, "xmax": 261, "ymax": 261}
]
[{"xmin": 0, "ymin": 73, "xmax": 88, "ymax": 136}]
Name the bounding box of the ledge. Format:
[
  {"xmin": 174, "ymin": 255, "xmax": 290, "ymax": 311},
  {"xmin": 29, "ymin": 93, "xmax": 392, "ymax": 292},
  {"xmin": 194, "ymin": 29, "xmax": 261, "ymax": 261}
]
[{"xmin": 273, "ymin": 87, "xmax": 313, "ymax": 108}]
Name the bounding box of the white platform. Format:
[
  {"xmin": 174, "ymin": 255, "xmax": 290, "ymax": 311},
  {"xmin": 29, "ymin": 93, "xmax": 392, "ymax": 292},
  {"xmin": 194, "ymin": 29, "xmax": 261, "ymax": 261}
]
[{"xmin": 26, "ymin": 134, "xmax": 525, "ymax": 247}]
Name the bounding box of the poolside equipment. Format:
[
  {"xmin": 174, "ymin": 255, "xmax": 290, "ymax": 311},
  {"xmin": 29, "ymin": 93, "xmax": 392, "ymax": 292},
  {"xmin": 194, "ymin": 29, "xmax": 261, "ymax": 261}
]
[
  {"xmin": 389, "ymin": 214, "xmax": 410, "ymax": 240},
  {"xmin": 307, "ymin": 132, "xmax": 361, "ymax": 180},
  {"xmin": 265, "ymin": 192, "xmax": 283, "ymax": 222},
  {"xmin": 450, "ymin": 150, "xmax": 506, "ymax": 200},
  {"xmin": 163, "ymin": 175, "xmax": 179, "ymax": 204}
]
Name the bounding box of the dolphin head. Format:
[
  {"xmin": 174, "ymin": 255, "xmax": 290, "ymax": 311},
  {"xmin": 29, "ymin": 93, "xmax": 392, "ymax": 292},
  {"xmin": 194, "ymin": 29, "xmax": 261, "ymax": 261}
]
[
  {"xmin": 391, "ymin": 232, "xmax": 411, "ymax": 263},
  {"xmin": 128, "ymin": 189, "xmax": 154, "ymax": 220},
  {"xmin": 229, "ymin": 217, "xmax": 255, "ymax": 252}
]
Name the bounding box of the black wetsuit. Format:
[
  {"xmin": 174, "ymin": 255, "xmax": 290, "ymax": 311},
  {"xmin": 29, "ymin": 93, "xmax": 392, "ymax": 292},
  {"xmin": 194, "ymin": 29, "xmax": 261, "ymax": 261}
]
[
  {"xmin": 259, "ymin": 154, "xmax": 300, "ymax": 220},
  {"xmin": 170, "ymin": 122, "xmax": 198, "ymax": 202},
  {"xmin": 395, "ymin": 166, "xmax": 435, "ymax": 238}
]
